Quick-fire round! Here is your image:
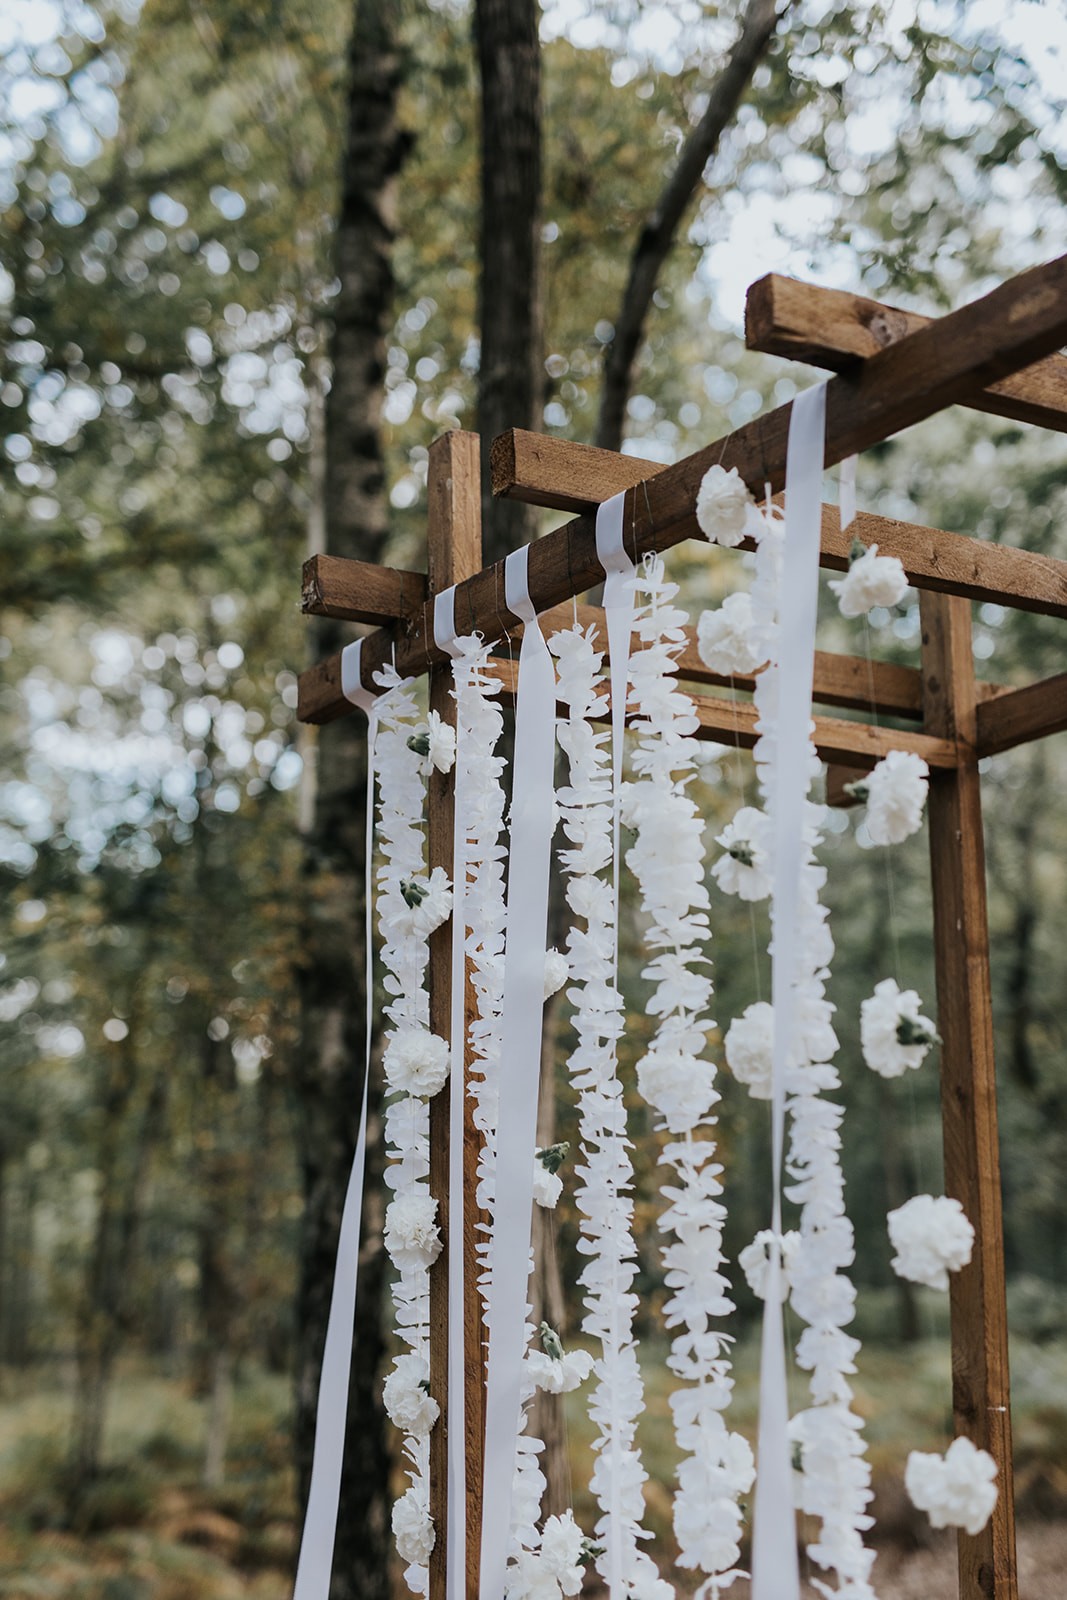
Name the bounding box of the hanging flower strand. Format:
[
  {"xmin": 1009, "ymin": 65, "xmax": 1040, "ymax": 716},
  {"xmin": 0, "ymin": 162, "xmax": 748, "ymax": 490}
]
[
  {"xmin": 746, "ymin": 496, "xmax": 879, "ymax": 1597},
  {"xmin": 549, "ymin": 621, "xmax": 663, "ymax": 1600},
  {"xmin": 373, "ymin": 668, "xmax": 453, "ymax": 1594},
  {"xmin": 624, "ymin": 555, "xmax": 754, "ymax": 1597}
]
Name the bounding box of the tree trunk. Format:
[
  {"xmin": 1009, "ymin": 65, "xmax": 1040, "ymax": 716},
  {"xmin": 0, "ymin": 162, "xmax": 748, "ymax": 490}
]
[
  {"xmin": 293, "ymin": 2, "xmax": 408, "ymax": 1594},
  {"xmin": 595, "ymin": 0, "xmax": 786, "ymax": 451},
  {"xmin": 473, "ymin": 0, "xmax": 544, "ymax": 562}
]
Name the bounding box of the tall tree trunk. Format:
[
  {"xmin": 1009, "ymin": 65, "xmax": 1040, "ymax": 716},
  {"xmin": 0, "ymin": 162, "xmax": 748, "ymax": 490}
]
[
  {"xmin": 293, "ymin": 2, "xmax": 408, "ymax": 1595},
  {"xmin": 473, "ymin": 0, "xmax": 544, "ymax": 562},
  {"xmin": 70, "ymin": 1052, "xmax": 167, "ymax": 1492},
  {"xmin": 595, "ymin": 0, "xmax": 786, "ymax": 451}
]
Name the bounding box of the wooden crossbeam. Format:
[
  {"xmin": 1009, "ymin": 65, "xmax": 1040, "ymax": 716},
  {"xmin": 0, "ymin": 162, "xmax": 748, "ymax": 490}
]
[
  {"xmin": 298, "ymin": 254, "xmax": 1067, "ymax": 724},
  {"xmin": 302, "ymin": 554, "xmax": 426, "ymax": 624},
  {"xmin": 490, "ymin": 430, "xmax": 1067, "ymax": 618},
  {"xmin": 976, "ymin": 670, "xmax": 1067, "ymax": 757},
  {"xmin": 484, "ymin": 658, "xmax": 959, "ymax": 771},
  {"xmin": 746, "ymin": 273, "xmax": 1067, "ymax": 433}
]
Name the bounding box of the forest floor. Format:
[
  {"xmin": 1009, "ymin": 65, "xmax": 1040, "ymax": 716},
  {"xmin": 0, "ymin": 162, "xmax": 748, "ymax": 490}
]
[{"xmin": 2, "ymin": 1337, "xmax": 1067, "ymax": 1597}]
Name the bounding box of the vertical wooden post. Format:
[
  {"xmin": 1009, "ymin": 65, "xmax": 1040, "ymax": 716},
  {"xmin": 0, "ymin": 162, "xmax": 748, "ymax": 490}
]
[
  {"xmin": 920, "ymin": 592, "xmax": 1017, "ymax": 1600},
  {"xmin": 426, "ymin": 430, "xmax": 484, "ymax": 1600}
]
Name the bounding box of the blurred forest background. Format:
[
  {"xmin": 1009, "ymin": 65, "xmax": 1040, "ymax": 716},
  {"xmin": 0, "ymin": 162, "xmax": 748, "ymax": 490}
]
[{"xmin": 2, "ymin": 0, "xmax": 1067, "ymax": 1596}]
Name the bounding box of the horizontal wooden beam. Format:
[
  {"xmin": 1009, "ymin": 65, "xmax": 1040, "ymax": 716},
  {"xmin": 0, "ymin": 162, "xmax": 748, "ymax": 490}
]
[
  {"xmin": 483, "ymin": 659, "xmax": 960, "ymax": 771},
  {"xmin": 976, "ymin": 670, "xmax": 1067, "ymax": 757},
  {"xmin": 746, "ymin": 273, "xmax": 1067, "ymax": 434},
  {"xmin": 491, "ymin": 431, "xmax": 1067, "ymax": 620},
  {"xmin": 490, "ymin": 431, "xmax": 660, "ymax": 513},
  {"xmin": 299, "ymin": 253, "xmax": 1067, "ymax": 723},
  {"xmin": 301, "ymin": 554, "xmax": 427, "ymax": 624}
]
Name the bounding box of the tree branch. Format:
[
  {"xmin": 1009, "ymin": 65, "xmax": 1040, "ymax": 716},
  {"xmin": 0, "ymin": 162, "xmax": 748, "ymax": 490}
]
[{"xmin": 595, "ymin": 0, "xmax": 788, "ymax": 451}]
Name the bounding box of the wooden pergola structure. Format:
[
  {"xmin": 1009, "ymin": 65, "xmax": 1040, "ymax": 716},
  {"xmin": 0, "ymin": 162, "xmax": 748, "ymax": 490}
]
[{"xmin": 297, "ymin": 256, "xmax": 1067, "ymax": 1600}]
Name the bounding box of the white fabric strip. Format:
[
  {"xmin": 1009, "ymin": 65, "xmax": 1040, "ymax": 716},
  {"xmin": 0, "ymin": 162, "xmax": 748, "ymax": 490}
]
[
  {"xmin": 432, "ymin": 586, "xmax": 467, "ymax": 1600},
  {"xmin": 595, "ymin": 490, "xmax": 635, "ymax": 978},
  {"xmin": 480, "ymin": 544, "xmax": 557, "ymax": 1600},
  {"xmin": 751, "ymin": 383, "xmax": 827, "ymax": 1600},
  {"xmin": 294, "ymin": 638, "xmax": 378, "ymax": 1600},
  {"xmin": 839, "ymin": 453, "xmax": 857, "ymax": 533},
  {"xmin": 594, "ymin": 489, "xmax": 634, "ymax": 1594}
]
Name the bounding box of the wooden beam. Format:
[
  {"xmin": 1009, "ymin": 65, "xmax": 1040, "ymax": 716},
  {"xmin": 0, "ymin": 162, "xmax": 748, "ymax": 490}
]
[
  {"xmin": 489, "ymin": 432, "xmax": 1067, "ymax": 621},
  {"xmin": 746, "ymin": 273, "xmax": 1067, "ymax": 434},
  {"xmin": 301, "ymin": 554, "xmax": 426, "ymax": 624},
  {"xmin": 299, "ymin": 253, "xmax": 1067, "ymax": 723},
  {"xmin": 483, "ymin": 658, "xmax": 959, "ymax": 771},
  {"xmin": 424, "ymin": 430, "xmax": 483, "ymax": 1600},
  {"xmin": 976, "ymin": 670, "xmax": 1067, "ymax": 757},
  {"xmin": 921, "ymin": 592, "xmax": 1018, "ymax": 1600},
  {"xmin": 490, "ymin": 430, "xmax": 660, "ymax": 512}
]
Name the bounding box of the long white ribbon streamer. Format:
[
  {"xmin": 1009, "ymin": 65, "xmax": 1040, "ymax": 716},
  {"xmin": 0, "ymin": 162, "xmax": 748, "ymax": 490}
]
[
  {"xmin": 293, "ymin": 638, "xmax": 378, "ymax": 1600},
  {"xmin": 839, "ymin": 453, "xmax": 857, "ymax": 534},
  {"xmin": 480, "ymin": 544, "xmax": 557, "ymax": 1600},
  {"xmin": 433, "ymin": 588, "xmax": 468, "ymax": 1600},
  {"xmin": 751, "ymin": 384, "xmax": 827, "ymax": 1600},
  {"xmin": 596, "ymin": 491, "xmax": 635, "ymax": 973},
  {"xmin": 594, "ymin": 490, "xmax": 634, "ymax": 1595}
]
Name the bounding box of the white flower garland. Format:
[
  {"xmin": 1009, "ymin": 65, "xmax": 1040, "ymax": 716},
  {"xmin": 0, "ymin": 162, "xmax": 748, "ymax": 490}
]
[
  {"xmin": 741, "ymin": 499, "xmax": 878, "ymax": 1598},
  {"xmin": 828, "ymin": 539, "xmax": 908, "ymax": 618},
  {"xmin": 624, "ymin": 558, "xmax": 754, "ymax": 1596},
  {"xmin": 549, "ymin": 621, "xmax": 662, "ymax": 1599},
  {"xmin": 374, "ymin": 669, "xmax": 453, "ymax": 1594}
]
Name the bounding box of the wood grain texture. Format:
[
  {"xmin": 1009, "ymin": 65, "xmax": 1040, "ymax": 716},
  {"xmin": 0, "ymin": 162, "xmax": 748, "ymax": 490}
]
[
  {"xmin": 483, "ymin": 658, "xmax": 959, "ymax": 771},
  {"xmin": 746, "ymin": 272, "xmax": 1067, "ymax": 433},
  {"xmin": 490, "ymin": 428, "xmax": 659, "ymax": 511},
  {"xmin": 976, "ymin": 670, "xmax": 1067, "ymax": 757},
  {"xmin": 299, "ymin": 254, "xmax": 1067, "ymax": 726},
  {"xmin": 921, "ymin": 592, "xmax": 1018, "ymax": 1600},
  {"xmin": 301, "ymin": 554, "xmax": 426, "ymax": 623},
  {"xmin": 424, "ymin": 431, "xmax": 482, "ymax": 1600}
]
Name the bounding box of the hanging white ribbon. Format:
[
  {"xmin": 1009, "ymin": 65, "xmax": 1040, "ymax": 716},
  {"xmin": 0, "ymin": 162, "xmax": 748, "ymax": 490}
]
[
  {"xmin": 596, "ymin": 490, "xmax": 635, "ymax": 974},
  {"xmin": 432, "ymin": 587, "xmax": 468, "ymax": 1600},
  {"xmin": 594, "ymin": 489, "xmax": 634, "ymax": 1596},
  {"xmin": 293, "ymin": 638, "xmax": 378, "ymax": 1600},
  {"xmin": 480, "ymin": 544, "xmax": 557, "ymax": 1600},
  {"xmin": 839, "ymin": 453, "xmax": 857, "ymax": 534},
  {"xmin": 751, "ymin": 383, "xmax": 827, "ymax": 1600}
]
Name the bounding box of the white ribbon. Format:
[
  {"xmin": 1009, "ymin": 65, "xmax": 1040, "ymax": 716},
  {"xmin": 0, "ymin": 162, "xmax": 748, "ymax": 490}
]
[
  {"xmin": 433, "ymin": 587, "xmax": 468, "ymax": 1600},
  {"xmin": 480, "ymin": 544, "xmax": 557, "ymax": 1600},
  {"xmin": 839, "ymin": 453, "xmax": 857, "ymax": 533},
  {"xmin": 594, "ymin": 490, "xmax": 634, "ymax": 1594},
  {"xmin": 293, "ymin": 638, "xmax": 378, "ymax": 1600},
  {"xmin": 751, "ymin": 383, "xmax": 827, "ymax": 1600}
]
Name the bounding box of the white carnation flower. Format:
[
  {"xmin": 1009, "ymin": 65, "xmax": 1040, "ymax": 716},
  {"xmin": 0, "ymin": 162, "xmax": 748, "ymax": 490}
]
[
  {"xmin": 395, "ymin": 866, "xmax": 454, "ymax": 936},
  {"xmin": 393, "ymin": 1480, "xmax": 435, "ymax": 1566},
  {"xmin": 695, "ymin": 463, "xmax": 752, "ymax": 547},
  {"xmin": 857, "ymin": 749, "xmax": 929, "ymax": 845},
  {"xmin": 739, "ymin": 1228, "xmax": 801, "ymax": 1299},
  {"xmin": 407, "ymin": 710, "xmax": 456, "ymax": 774},
  {"xmin": 888, "ymin": 1194, "xmax": 974, "ymax": 1290},
  {"xmin": 384, "ymin": 1025, "xmax": 451, "ymax": 1098},
  {"xmin": 696, "ymin": 592, "xmax": 764, "ymax": 677},
  {"xmin": 860, "ymin": 977, "xmax": 938, "ymax": 1078},
  {"xmin": 636, "ymin": 1044, "xmax": 716, "ymax": 1134},
  {"xmin": 829, "ymin": 540, "xmax": 908, "ymax": 618},
  {"xmin": 533, "ymin": 1161, "xmax": 563, "ymax": 1209},
  {"xmin": 543, "ymin": 947, "xmax": 569, "ymax": 1000},
  {"xmin": 905, "ymin": 1436, "xmax": 997, "ymax": 1535},
  {"xmin": 383, "ymin": 1352, "xmax": 439, "ymax": 1437},
  {"xmin": 384, "ymin": 1191, "xmax": 443, "ymax": 1272},
  {"xmin": 525, "ymin": 1345, "xmax": 594, "ymax": 1395},
  {"xmin": 724, "ymin": 1001, "xmax": 774, "ymax": 1099},
  {"xmin": 537, "ymin": 1512, "xmax": 585, "ymax": 1591},
  {"xmin": 711, "ymin": 805, "xmax": 772, "ymax": 901}
]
